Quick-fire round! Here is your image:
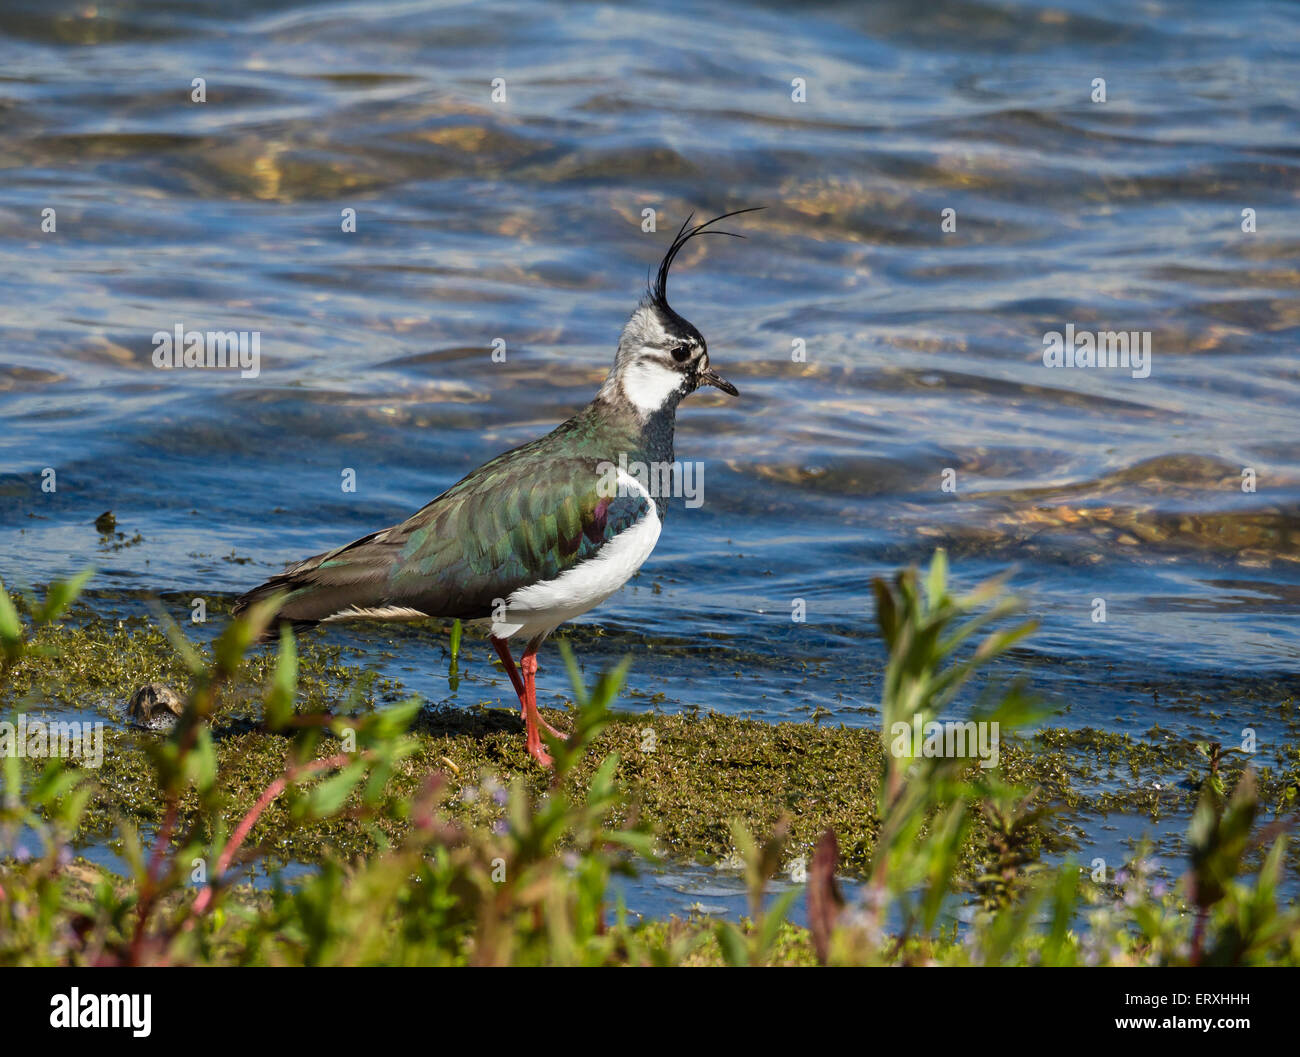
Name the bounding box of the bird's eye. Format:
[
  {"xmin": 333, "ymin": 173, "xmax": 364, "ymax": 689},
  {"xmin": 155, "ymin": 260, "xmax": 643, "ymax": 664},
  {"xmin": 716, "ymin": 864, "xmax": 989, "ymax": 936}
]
[{"xmin": 670, "ymin": 345, "xmax": 691, "ymax": 363}]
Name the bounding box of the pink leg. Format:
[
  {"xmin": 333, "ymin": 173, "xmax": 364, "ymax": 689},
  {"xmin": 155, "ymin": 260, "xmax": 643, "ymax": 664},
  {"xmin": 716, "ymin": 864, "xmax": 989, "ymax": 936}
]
[
  {"xmin": 492, "ymin": 636, "xmax": 552, "ymax": 767},
  {"xmin": 521, "ymin": 646, "xmax": 568, "ymax": 742},
  {"xmin": 491, "ymin": 636, "xmax": 526, "ymax": 703}
]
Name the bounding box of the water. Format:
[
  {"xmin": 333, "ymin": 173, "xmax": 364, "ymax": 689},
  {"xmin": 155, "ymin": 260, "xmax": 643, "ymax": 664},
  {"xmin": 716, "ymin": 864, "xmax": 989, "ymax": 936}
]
[{"xmin": 3, "ymin": 0, "xmax": 1299, "ymax": 886}]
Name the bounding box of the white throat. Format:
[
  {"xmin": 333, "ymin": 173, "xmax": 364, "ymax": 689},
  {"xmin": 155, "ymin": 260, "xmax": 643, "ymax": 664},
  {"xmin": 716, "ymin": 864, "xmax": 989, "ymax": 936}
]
[{"xmin": 611, "ymin": 354, "xmax": 683, "ymax": 415}]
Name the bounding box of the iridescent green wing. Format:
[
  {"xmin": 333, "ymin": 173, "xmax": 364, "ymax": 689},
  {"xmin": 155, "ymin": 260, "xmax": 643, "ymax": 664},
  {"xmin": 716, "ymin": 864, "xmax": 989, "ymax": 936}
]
[{"xmin": 385, "ymin": 445, "xmax": 649, "ymax": 617}]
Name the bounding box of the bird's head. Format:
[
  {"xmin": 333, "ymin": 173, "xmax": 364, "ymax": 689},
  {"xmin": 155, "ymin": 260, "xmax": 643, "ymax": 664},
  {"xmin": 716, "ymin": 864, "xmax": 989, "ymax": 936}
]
[{"xmin": 602, "ymin": 208, "xmax": 759, "ymax": 416}]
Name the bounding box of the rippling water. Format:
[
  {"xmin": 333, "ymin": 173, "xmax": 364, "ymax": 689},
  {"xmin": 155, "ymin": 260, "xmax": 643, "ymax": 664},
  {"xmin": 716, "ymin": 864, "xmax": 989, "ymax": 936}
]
[{"xmin": 3, "ymin": 0, "xmax": 1298, "ymax": 760}]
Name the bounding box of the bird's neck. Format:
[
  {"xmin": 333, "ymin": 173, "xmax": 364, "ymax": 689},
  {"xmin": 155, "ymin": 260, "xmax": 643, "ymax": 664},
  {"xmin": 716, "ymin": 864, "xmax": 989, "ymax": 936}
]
[{"xmin": 585, "ymin": 387, "xmax": 676, "ymax": 468}]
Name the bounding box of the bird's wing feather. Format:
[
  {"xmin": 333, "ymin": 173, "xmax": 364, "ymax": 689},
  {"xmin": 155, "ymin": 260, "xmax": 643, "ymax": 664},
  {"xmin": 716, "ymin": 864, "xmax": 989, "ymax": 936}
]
[
  {"xmin": 391, "ymin": 451, "xmax": 648, "ymax": 617},
  {"xmin": 233, "ymin": 441, "xmax": 650, "ymax": 625}
]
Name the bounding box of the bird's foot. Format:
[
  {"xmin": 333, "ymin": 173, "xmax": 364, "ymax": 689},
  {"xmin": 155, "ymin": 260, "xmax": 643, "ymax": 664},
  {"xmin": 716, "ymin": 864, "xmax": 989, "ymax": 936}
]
[
  {"xmin": 522, "ymin": 698, "xmax": 556, "ymax": 767},
  {"xmin": 537, "ymin": 714, "xmax": 570, "ymax": 742},
  {"xmin": 519, "ymin": 701, "xmax": 569, "ymax": 742}
]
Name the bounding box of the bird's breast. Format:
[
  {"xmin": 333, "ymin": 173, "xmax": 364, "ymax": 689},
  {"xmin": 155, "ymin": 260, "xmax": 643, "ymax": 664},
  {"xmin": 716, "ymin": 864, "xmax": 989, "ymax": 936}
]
[{"xmin": 490, "ymin": 470, "xmax": 662, "ymax": 639}]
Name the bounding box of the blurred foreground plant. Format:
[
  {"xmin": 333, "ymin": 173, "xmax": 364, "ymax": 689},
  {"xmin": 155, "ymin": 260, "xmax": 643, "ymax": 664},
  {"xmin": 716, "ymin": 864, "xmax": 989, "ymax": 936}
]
[
  {"xmin": 792, "ymin": 551, "xmax": 1300, "ymax": 966},
  {"xmin": 0, "ymin": 577, "xmax": 657, "ymax": 965}
]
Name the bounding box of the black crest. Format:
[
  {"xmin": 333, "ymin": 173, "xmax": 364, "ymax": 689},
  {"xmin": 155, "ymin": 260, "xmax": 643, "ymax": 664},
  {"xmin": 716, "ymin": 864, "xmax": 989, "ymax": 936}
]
[{"xmin": 650, "ymin": 207, "xmax": 763, "ymax": 316}]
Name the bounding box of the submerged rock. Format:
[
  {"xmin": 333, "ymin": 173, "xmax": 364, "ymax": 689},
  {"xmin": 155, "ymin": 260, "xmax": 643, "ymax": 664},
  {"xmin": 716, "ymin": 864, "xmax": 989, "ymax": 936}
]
[{"xmin": 127, "ymin": 682, "xmax": 184, "ymax": 730}]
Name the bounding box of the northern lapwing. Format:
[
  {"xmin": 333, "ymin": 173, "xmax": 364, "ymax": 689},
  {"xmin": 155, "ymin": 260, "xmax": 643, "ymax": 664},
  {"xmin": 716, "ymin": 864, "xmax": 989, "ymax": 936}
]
[{"xmin": 232, "ymin": 208, "xmax": 756, "ymax": 765}]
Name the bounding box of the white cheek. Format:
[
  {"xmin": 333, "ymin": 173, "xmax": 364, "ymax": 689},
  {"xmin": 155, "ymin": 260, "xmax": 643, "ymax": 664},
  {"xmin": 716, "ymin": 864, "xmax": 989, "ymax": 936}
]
[{"xmin": 620, "ymin": 355, "xmax": 682, "ymax": 413}]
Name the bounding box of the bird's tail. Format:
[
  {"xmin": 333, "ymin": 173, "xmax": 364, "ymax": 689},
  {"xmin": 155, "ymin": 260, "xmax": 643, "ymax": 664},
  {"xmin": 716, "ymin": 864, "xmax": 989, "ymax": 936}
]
[
  {"xmin": 231, "ymin": 529, "xmax": 403, "ymax": 637},
  {"xmin": 230, "ymin": 570, "xmax": 324, "ymax": 639}
]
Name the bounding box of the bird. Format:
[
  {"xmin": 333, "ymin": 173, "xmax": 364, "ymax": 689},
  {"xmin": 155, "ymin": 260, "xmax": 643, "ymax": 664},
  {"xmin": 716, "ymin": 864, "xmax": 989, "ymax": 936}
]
[{"xmin": 232, "ymin": 208, "xmax": 757, "ymax": 765}]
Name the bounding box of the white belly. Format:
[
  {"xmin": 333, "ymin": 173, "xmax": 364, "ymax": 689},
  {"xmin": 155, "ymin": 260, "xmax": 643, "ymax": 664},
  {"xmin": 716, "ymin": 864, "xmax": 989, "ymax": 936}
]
[{"xmin": 489, "ymin": 471, "xmax": 662, "ymax": 641}]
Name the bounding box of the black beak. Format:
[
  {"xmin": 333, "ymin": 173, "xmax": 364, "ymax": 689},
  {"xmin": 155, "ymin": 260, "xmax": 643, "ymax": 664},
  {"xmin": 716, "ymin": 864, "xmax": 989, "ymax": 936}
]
[{"xmin": 698, "ymin": 367, "xmax": 739, "ymax": 397}]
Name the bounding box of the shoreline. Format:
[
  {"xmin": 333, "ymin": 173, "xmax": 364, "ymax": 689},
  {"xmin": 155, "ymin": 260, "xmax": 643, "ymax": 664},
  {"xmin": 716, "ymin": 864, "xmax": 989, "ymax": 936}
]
[{"xmin": 4, "ymin": 605, "xmax": 1296, "ymax": 885}]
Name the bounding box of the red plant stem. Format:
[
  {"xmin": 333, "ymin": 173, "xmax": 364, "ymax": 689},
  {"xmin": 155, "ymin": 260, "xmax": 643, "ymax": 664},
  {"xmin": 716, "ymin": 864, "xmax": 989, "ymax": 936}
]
[
  {"xmin": 145, "ymin": 802, "xmax": 180, "ymax": 887},
  {"xmin": 191, "ymin": 752, "xmax": 351, "ymax": 916},
  {"xmin": 131, "ymin": 695, "xmax": 211, "ymax": 964}
]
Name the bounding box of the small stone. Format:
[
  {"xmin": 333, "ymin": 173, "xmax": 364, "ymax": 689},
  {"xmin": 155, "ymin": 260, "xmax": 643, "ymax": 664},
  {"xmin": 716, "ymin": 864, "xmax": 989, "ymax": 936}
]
[{"xmin": 127, "ymin": 682, "xmax": 185, "ymax": 730}]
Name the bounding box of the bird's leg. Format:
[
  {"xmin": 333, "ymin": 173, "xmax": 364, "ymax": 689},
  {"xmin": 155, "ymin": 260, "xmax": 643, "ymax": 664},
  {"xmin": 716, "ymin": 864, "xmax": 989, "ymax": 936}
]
[
  {"xmin": 491, "ymin": 635, "xmax": 527, "ymax": 705},
  {"xmin": 492, "ymin": 635, "xmax": 551, "ymax": 767},
  {"xmin": 521, "ymin": 638, "xmax": 569, "ymax": 743}
]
